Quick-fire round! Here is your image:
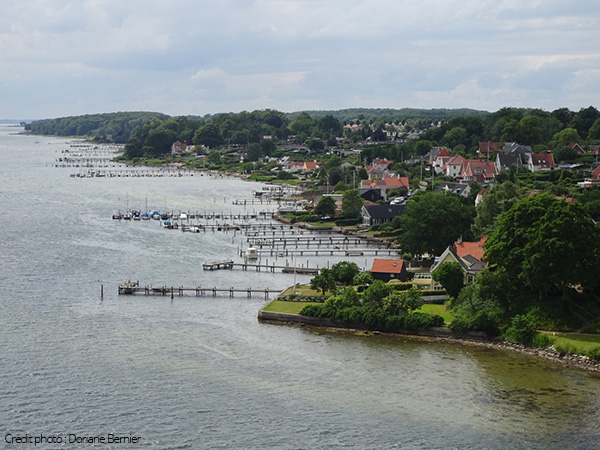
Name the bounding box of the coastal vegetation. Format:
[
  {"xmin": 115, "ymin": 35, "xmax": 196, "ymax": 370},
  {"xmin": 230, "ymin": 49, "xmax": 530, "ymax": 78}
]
[{"xmin": 26, "ymin": 105, "xmax": 600, "ymax": 362}]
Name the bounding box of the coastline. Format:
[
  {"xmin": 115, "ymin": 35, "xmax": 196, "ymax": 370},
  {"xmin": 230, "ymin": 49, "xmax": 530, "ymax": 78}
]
[{"xmin": 258, "ymin": 310, "xmax": 600, "ymax": 376}]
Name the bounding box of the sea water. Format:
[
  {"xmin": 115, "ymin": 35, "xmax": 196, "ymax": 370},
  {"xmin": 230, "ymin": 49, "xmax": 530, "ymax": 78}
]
[{"xmin": 1, "ymin": 125, "xmax": 599, "ymax": 449}]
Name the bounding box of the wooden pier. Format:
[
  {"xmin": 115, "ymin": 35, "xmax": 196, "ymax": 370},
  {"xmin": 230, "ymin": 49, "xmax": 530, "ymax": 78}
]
[
  {"xmin": 118, "ymin": 281, "xmax": 281, "ymax": 298},
  {"xmin": 202, "ymin": 260, "xmax": 319, "ymax": 274},
  {"xmin": 238, "ymin": 248, "xmax": 401, "ymax": 257}
]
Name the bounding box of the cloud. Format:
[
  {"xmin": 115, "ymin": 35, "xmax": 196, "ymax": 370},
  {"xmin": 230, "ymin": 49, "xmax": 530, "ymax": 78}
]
[{"xmin": 1, "ymin": 0, "xmax": 599, "ymax": 118}]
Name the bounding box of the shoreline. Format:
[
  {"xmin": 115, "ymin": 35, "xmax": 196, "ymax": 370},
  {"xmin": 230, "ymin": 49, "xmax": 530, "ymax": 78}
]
[{"xmin": 258, "ymin": 311, "xmax": 600, "ymax": 376}]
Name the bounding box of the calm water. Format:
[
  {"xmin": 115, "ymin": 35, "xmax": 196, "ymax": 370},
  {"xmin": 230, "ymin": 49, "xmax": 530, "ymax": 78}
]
[{"xmin": 1, "ymin": 125, "xmax": 599, "ymax": 449}]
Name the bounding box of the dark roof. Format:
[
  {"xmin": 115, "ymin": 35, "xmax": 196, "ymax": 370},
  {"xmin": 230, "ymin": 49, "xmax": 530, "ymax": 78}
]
[
  {"xmin": 363, "ymin": 204, "xmax": 405, "ymax": 219},
  {"xmin": 436, "ymin": 182, "xmax": 469, "ymax": 196}
]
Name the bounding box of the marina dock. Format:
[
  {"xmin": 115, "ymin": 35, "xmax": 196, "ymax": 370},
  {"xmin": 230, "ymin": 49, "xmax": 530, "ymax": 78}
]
[
  {"xmin": 202, "ymin": 260, "xmax": 319, "ymax": 274},
  {"xmin": 118, "ymin": 281, "xmax": 281, "ymax": 298}
]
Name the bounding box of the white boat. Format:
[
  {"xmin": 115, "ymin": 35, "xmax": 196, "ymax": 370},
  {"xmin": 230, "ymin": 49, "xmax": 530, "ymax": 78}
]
[{"xmin": 245, "ymin": 247, "xmax": 258, "ymax": 260}]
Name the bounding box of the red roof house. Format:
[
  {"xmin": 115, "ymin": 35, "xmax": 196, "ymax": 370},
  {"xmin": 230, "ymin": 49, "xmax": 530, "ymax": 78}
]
[{"xmin": 371, "ymin": 258, "xmax": 408, "ymax": 282}]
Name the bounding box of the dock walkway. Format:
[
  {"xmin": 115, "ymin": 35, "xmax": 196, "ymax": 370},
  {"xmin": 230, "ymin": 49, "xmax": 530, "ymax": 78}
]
[{"xmin": 118, "ymin": 281, "xmax": 280, "ymax": 298}]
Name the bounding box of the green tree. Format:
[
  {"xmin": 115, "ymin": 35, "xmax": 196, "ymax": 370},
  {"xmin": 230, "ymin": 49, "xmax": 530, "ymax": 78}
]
[
  {"xmin": 397, "ymin": 192, "xmax": 475, "ymax": 256},
  {"xmin": 485, "ymin": 194, "xmax": 600, "ymax": 297},
  {"xmin": 314, "ymin": 196, "xmax": 336, "ymax": 217},
  {"xmin": 362, "ymin": 280, "xmax": 394, "ymax": 308},
  {"xmin": 206, "ymin": 150, "xmax": 222, "ymax": 165},
  {"xmin": 551, "ymin": 128, "xmax": 581, "ymax": 148},
  {"xmin": 193, "ymin": 123, "xmax": 223, "ymax": 148},
  {"xmin": 143, "ymin": 127, "xmax": 177, "ymax": 157},
  {"xmin": 432, "ymin": 262, "xmax": 465, "ymax": 299},
  {"xmin": 518, "ymin": 115, "xmax": 542, "ymax": 145},
  {"xmin": 472, "ymin": 181, "xmax": 521, "ymax": 236},
  {"xmin": 245, "ymin": 143, "xmax": 263, "ymax": 162},
  {"xmin": 382, "ymin": 287, "xmax": 422, "ymax": 315},
  {"xmin": 587, "ymin": 117, "xmax": 600, "ymax": 139},
  {"xmin": 310, "ymin": 268, "xmax": 336, "ymax": 295},
  {"xmin": 331, "ymin": 261, "xmax": 361, "ymax": 285},
  {"xmin": 341, "ymin": 190, "xmax": 364, "ymax": 218}
]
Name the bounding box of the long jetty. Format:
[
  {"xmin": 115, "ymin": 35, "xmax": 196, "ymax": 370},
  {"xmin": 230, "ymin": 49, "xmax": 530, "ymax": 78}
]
[
  {"xmin": 118, "ymin": 281, "xmax": 280, "ymax": 298},
  {"xmin": 239, "ymin": 248, "xmax": 401, "ymax": 257},
  {"xmin": 202, "ymin": 260, "xmax": 319, "ymax": 274}
]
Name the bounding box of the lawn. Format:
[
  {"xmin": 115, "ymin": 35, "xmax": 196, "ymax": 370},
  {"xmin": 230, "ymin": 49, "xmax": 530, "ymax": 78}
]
[
  {"xmin": 418, "ymin": 304, "xmax": 455, "ymax": 325},
  {"xmin": 279, "ymin": 285, "xmax": 322, "ymax": 296},
  {"xmin": 262, "ymin": 300, "xmax": 320, "ymax": 315},
  {"xmin": 541, "ymin": 332, "xmax": 600, "ymax": 354}
]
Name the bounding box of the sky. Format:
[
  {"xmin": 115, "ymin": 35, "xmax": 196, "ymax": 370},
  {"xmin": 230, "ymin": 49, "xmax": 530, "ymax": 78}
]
[{"xmin": 1, "ymin": 0, "xmax": 599, "ymax": 120}]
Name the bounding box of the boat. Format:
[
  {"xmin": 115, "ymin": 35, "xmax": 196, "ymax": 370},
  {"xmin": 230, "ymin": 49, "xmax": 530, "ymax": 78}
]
[{"xmin": 245, "ymin": 247, "xmax": 258, "ymax": 260}]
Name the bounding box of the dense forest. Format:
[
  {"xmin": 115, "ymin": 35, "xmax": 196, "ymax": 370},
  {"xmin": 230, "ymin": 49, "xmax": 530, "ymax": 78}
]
[{"xmin": 24, "ymin": 111, "xmax": 169, "ymax": 143}]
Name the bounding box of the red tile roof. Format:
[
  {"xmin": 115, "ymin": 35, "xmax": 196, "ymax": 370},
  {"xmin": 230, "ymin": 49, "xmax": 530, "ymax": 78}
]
[
  {"xmin": 371, "ymin": 258, "xmax": 405, "ymax": 274},
  {"xmin": 454, "ymin": 236, "xmax": 486, "ymax": 261}
]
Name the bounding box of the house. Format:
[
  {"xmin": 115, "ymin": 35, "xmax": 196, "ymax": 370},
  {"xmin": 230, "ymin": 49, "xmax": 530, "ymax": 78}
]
[
  {"xmin": 432, "ymin": 147, "xmax": 452, "ymax": 174},
  {"xmin": 460, "ymin": 160, "xmax": 497, "ymax": 184},
  {"xmin": 526, "ymin": 153, "xmax": 555, "ymax": 172},
  {"xmin": 358, "ymin": 188, "xmax": 383, "ymax": 202},
  {"xmin": 495, "ymin": 153, "xmax": 522, "ymax": 173},
  {"xmin": 360, "ymin": 176, "xmax": 409, "ymax": 200},
  {"xmin": 593, "ymin": 165, "xmax": 600, "ymax": 183},
  {"xmin": 569, "ymin": 143, "xmax": 585, "ymax": 155},
  {"xmin": 436, "ymin": 182, "xmax": 471, "ymax": 197},
  {"xmin": 372, "ymin": 158, "xmax": 393, "ymax": 169},
  {"xmin": 428, "ymin": 147, "xmax": 449, "ymax": 164},
  {"xmin": 361, "ymin": 204, "xmax": 405, "ymax": 226},
  {"xmin": 430, "ymin": 236, "xmax": 487, "ymax": 283},
  {"xmin": 370, "ymin": 258, "xmax": 408, "ymax": 282},
  {"xmin": 478, "ymin": 142, "xmax": 501, "ymax": 159},
  {"xmin": 503, "ymin": 142, "xmax": 532, "ymax": 156},
  {"xmin": 475, "ymin": 188, "xmax": 487, "ymax": 207},
  {"xmin": 171, "ymin": 141, "xmax": 188, "ymax": 156},
  {"xmin": 445, "ymin": 155, "xmax": 467, "ymax": 178}
]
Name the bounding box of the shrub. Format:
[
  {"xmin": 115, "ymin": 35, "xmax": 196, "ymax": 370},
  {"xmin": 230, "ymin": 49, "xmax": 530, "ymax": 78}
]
[
  {"xmin": 586, "ymin": 346, "xmax": 600, "ymax": 361},
  {"xmin": 403, "ymin": 312, "xmax": 444, "ymax": 330},
  {"xmin": 532, "ymin": 333, "xmax": 554, "ymax": 349},
  {"xmin": 449, "ymin": 311, "xmax": 500, "ymax": 336},
  {"xmin": 503, "ymin": 314, "xmax": 539, "ymax": 346},
  {"xmin": 362, "ymin": 307, "xmax": 387, "ymax": 330},
  {"xmin": 340, "ymin": 306, "xmax": 365, "ymax": 324},
  {"xmin": 384, "ymin": 314, "xmax": 407, "ymax": 332},
  {"xmin": 300, "ymin": 304, "xmax": 325, "ymax": 317}
]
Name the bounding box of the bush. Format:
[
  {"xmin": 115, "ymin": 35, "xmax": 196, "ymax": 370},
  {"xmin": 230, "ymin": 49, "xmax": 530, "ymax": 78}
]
[
  {"xmin": 362, "ymin": 307, "xmax": 388, "ymax": 330},
  {"xmin": 335, "ymin": 217, "xmax": 362, "ymax": 226},
  {"xmin": 449, "ymin": 311, "xmax": 500, "ymax": 336},
  {"xmin": 339, "ymin": 306, "xmax": 365, "ymax": 324},
  {"xmin": 300, "ymin": 304, "xmax": 325, "ymax": 317},
  {"xmin": 586, "ymin": 346, "xmax": 600, "ymax": 361},
  {"xmin": 503, "ymin": 314, "xmax": 539, "ymax": 347},
  {"xmin": 403, "ymin": 312, "xmax": 444, "ymax": 330},
  {"xmin": 384, "ymin": 314, "xmax": 407, "ymax": 332},
  {"xmin": 532, "ymin": 333, "xmax": 554, "ymax": 349}
]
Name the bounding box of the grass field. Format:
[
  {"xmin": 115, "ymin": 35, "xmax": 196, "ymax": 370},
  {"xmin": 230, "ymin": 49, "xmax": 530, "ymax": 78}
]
[
  {"xmin": 418, "ymin": 304, "xmax": 455, "ymax": 325},
  {"xmin": 542, "ymin": 331, "xmax": 600, "ymax": 354},
  {"xmin": 262, "ymin": 300, "xmax": 321, "ymax": 314}
]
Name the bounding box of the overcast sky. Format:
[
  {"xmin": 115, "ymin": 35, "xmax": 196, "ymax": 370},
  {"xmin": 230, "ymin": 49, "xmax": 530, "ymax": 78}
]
[{"xmin": 1, "ymin": 0, "xmax": 599, "ymax": 120}]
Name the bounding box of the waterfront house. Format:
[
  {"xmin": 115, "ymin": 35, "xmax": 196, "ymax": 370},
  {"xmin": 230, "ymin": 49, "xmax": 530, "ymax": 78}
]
[
  {"xmin": 430, "ymin": 236, "xmax": 487, "ymax": 283},
  {"xmin": 371, "ymin": 258, "xmax": 408, "ymax": 282}
]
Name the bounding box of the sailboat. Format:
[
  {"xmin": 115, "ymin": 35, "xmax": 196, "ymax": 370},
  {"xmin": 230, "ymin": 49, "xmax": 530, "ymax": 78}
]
[{"xmin": 141, "ymin": 196, "xmax": 150, "ymax": 220}]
